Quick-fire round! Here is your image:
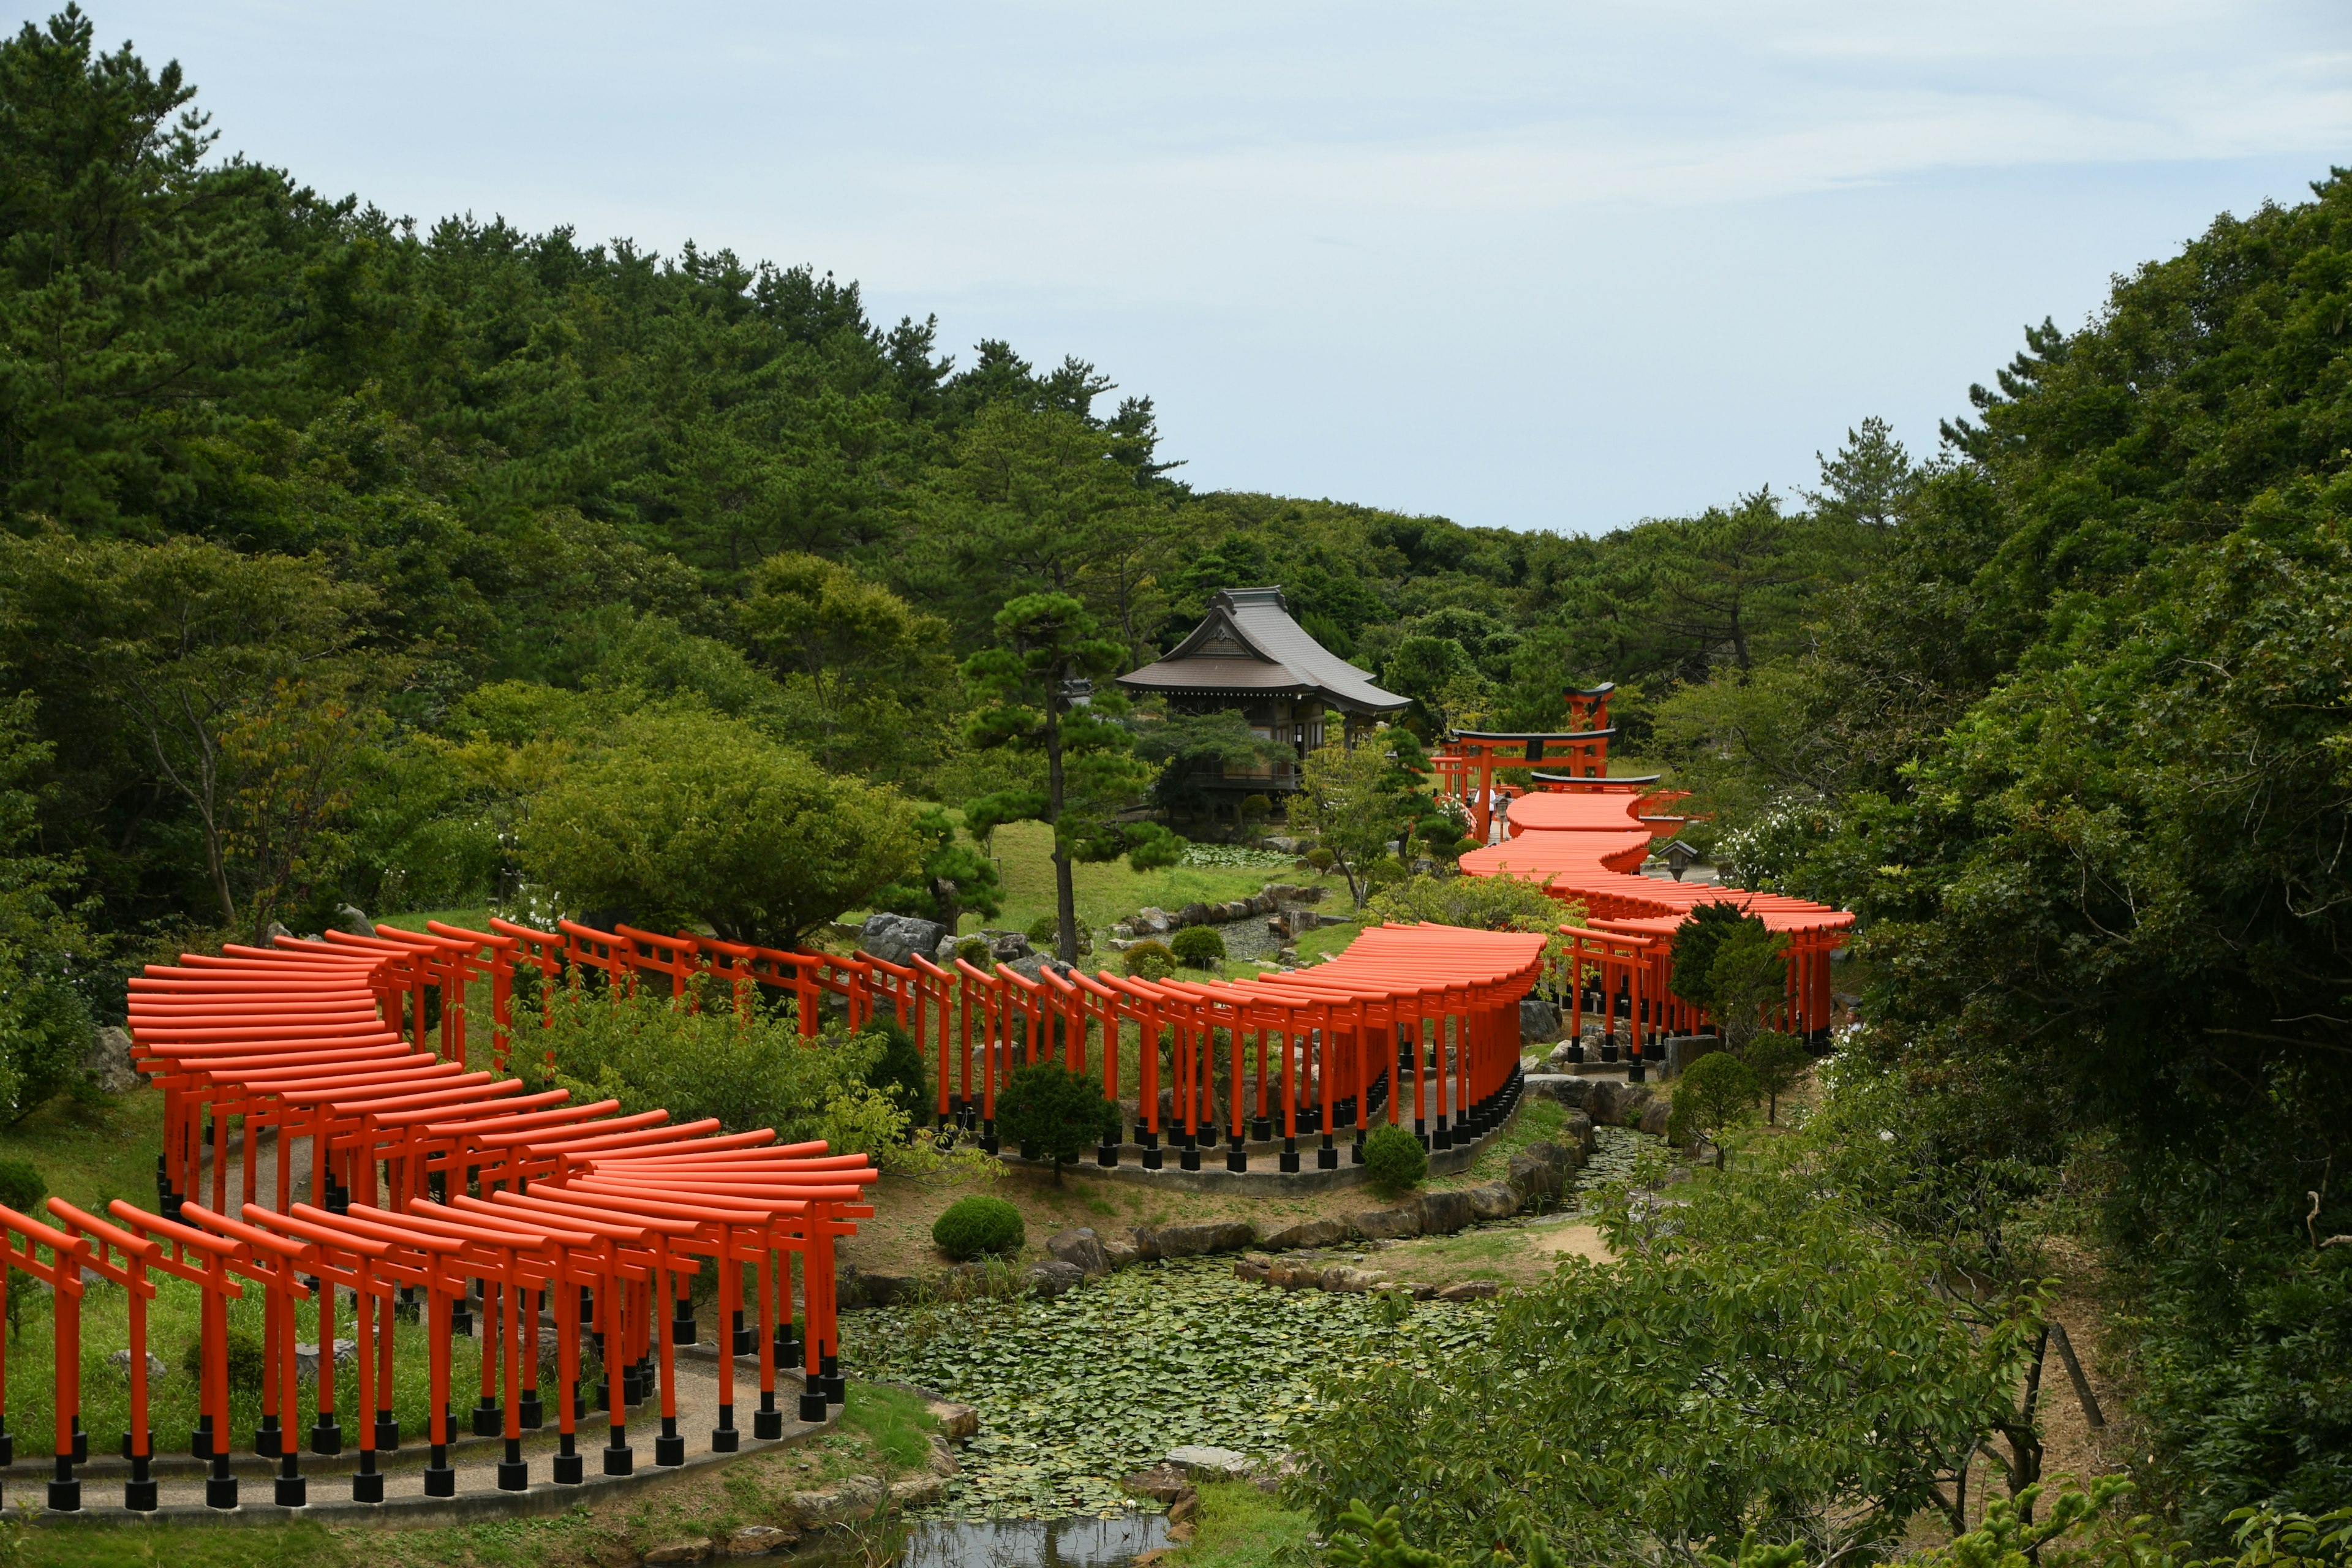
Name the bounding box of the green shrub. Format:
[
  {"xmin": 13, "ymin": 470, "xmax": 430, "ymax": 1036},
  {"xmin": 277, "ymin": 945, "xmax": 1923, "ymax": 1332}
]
[
  {"xmin": 524, "ymin": 974, "xmax": 877, "ymax": 1138},
  {"xmin": 1124, "ymin": 940, "xmax": 1177, "ymax": 981},
  {"xmin": 1306, "ymin": 847, "xmax": 1337, "ymax": 873},
  {"xmin": 932, "ymin": 1195, "xmax": 1025, "ymax": 1261},
  {"xmin": 1169, "ymin": 925, "xmax": 1226, "ymax": 967},
  {"xmin": 184, "ymin": 1327, "xmax": 265, "ymax": 1392},
  {"xmin": 997, "ymin": 1061, "xmax": 1122, "ymax": 1171},
  {"xmin": 1240, "ymin": 794, "xmax": 1273, "ymax": 823},
  {"xmin": 956, "ymin": 935, "xmax": 991, "ymax": 968},
  {"xmin": 1363, "ymin": 1123, "xmax": 1428, "ymax": 1198},
  {"xmin": 863, "ymin": 1017, "xmax": 930, "ymax": 1122},
  {"xmin": 0, "ymin": 1159, "xmax": 44, "ymax": 1215},
  {"xmin": 1738, "ymin": 1030, "xmax": 1810, "ymax": 1125},
  {"xmin": 1025, "ymin": 914, "xmax": 1092, "ymax": 956},
  {"xmin": 0, "ymin": 1159, "xmax": 44, "ymax": 1342},
  {"xmin": 1413, "ymin": 815, "xmax": 1466, "ymax": 858},
  {"xmin": 1666, "ymin": 1050, "xmax": 1760, "ymax": 1167}
]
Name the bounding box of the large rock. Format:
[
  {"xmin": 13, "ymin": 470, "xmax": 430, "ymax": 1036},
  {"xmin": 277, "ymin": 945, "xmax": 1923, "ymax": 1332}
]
[
  {"xmin": 1436, "ymin": 1280, "xmax": 1499, "ymax": 1302},
  {"xmin": 724, "ymin": 1525, "xmax": 801, "ymax": 1558},
  {"xmin": 1178, "ymin": 902, "xmax": 1213, "ymax": 927},
  {"xmin": 1136, "ymin": 907, "xmax": 1173, "ymax": 935},
  {"xmin": 889, "ymin": 1475, "xmax": 947, "ymax": 1508},
  {"xmin": 1562, "ymin": 1110, "xmax": 1598, "ymax": 1159},
  {"xmin": 1168, "ymin": 1444, "xmax": 1254, "ymax": 1480},
  {"xmin": 644, "ymin": 1541, "xmax": 714, "ymax": 1566},
  {"xmin": 1145, "ymin": 1221, "xmax": 1255, "ymax": 1258},
  {"xmin": 1519, "ymin": 997, "xmax": 1560, "ymax": 1042},
  {"xmin": 293, "ymin": 1338, "xmax": 358, "ymax": 1384},
  {"xmin": 1027, "ymin": 1259, "xmax": 1087, "ymax": 1298},
  {"xmin": 1417, "ymin": 1188, "xmax": 1476, "ymax": 1235},
  {"xmin": 1466, "ymin": 1181, "xmax": 1521, "ymax": 1220},
  {"xmin": 1525, "ymin": 1073, "xmax": 1593, "ymax": 1109},
  {"xmin": 987, "ymin": 930, "xmax": 1035, "ymax": 962},
  {"xmin": 840, "ymin": 1266, "xmax": 919, "ymax": 1308},
  {"xmin": 927, "ymin": 1400, "xmax": 979, "ymax": 1440},
  {"xmin": 1317, "ymin": 1264, "xmax": 1386, "ymax": 1293},
  {"xmin": 80, "ymin": 1026, "xmax": 138, "ymax": 1095},
  {"xmin": 926, "ymin": 1434, "xmax": 962, "ymax": 1476},
  {"xmin": 785, "ymin": 1476, "xmax": 888, "ymax": 1526},
  {"xmin": 859, "ymin": 913, "xmax": 947, "ymax": 967},
  {"xmin": 1349, "ymin": 1205, "xmax": 1421, "ymax": 1240},
  {"xmin": 1639, "ymin": 1098, "xmax": 1673, "ymax": 1137},
  {"xmin": 1123, "ymin": 1463, "xmax": 1192, "ymax": 1502},
  {"xmin": 1102, "ymin": 1230, "xmax": 1150, "ymax": 1269},
  {"xmin": 1662, "ymin": 1034, "xmax": 1721, "ymax": 1078},
  {"xmin": 1589, "ymin": 1080, "xmax": 1653, "ymax": 1128},
  {"xmin": 108, "ymin": 1348, "xmax": 168, "ymax": 1381},
  {"xmin": 333, "ymin": 903, "xmax": 374, "ymax": 938},
  {"xmin": 1047, "ymin": 1226, "xmax": 1113, "ymax": 1276},
  {"xmin": 1506, "ymin": 1151, "xmax": 1562, "ymax": 1202},
  {"xmin": 1261, "ymin": 1218, "xmax": 1348, "ymax": 1251}
]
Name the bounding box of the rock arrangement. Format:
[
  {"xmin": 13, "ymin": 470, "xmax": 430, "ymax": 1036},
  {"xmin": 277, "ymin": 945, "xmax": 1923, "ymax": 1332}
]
[
  {"xmin": 1107, "ymin": 882, "xmax": 1327, "ymax": 949},
  {"xmin": 839, "ymin": 1115, "xmax": 1594, "ymax": 1311},
  {"xmin": 1123, "ymin": 1446, "xmax": 1299, "ymax": 1550},
  {"xmin": 1525, "ymin": 1071, "xmax": 1674, "ymax": 1136}
]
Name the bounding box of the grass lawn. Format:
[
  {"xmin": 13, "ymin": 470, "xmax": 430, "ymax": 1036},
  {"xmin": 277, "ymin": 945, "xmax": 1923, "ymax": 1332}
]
[
  {"xmin": 974, "ymin": 820, "xmax": 1350, "ymax": 939},
  {"xmin": 1161, "ymin": 1480, "xmax": 1317, "ymax": 1566},
  {"xmin": 0, "ymin": 1088, "xmax": 168, "ymax": 1216}
]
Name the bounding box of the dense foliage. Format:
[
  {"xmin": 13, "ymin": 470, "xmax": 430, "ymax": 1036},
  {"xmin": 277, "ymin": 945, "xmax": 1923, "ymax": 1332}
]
[
  {"xmin": 1644, "ymin": 171, "xmax": 2352, "ymax": 1539},
  {"xmin": 1295, "ymin": 1123, "xmax": 2036, "ymax": 1567},
  {"xmin": 994, "ymin": 1060, "xmax": 1121, "ymax": 1169}
]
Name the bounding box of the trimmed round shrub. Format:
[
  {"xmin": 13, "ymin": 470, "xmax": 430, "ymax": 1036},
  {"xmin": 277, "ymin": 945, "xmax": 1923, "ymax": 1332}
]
[
  {"xmin": 955, "ymin": 935, "xmax": 990, "ymax": 968},
  {"xmin": 1124, "ymin": 940, "xmax": 1177, "ymax": 981},
  {"xmin": 1169, "ymin": 925, "xmax": 1226, "ymax": 968},
  {"xmin": 1240, "ymin": 794, "xmax": 1273, "ymax": 823},
  {"xmin": 932, "ymin": 1195, "xmax": 1025, "ymax": 1261},
  {"xmin": 1363, "ymin": 1123, "xmax": 1430, "ymax": 1199},
  {"xmin": 1305, "ymin": 847, "xmax": 1337, "ymax": 873}
]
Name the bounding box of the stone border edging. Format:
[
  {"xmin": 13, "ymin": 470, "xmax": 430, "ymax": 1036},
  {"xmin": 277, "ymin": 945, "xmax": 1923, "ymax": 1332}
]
[{"xmin": 21, "ymin": 1409, "xmax": 835, "ymax": 1529}]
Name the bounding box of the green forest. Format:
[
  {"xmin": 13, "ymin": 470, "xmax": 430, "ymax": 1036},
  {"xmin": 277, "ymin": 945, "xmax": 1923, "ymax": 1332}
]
[{"xmin": 0, "ymin": 6, "xmax": 2347, "ymax": 1553}]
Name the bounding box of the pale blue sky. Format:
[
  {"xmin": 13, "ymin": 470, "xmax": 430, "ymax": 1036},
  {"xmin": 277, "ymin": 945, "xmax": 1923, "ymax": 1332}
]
[{"xmin": 49, "ymin": 2, "xmax": 2352, "ymax": 533}]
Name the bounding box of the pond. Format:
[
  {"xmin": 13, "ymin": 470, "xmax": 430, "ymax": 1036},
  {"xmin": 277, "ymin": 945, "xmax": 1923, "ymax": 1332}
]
[
  {"xmin": 840, "ymin": 1255, "xmax": 1488, "ymax": 1520},
  {"xmin": 839, "ymin": 1125, "xmax": 1648, "ymax": 1523}
]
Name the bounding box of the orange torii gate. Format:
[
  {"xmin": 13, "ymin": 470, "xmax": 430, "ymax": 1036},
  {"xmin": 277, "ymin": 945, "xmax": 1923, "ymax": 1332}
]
[
  {"xmin": 36, "ymin": 892, "xmax": 1649, "ymax": 1518},
  {"xmin": 86, "ymin": 922, "xmax": 883, "ymax": 1512},
  {"xmin": 1458, "ymin": 772, "xmax": 1856, "ymax": 1072}
]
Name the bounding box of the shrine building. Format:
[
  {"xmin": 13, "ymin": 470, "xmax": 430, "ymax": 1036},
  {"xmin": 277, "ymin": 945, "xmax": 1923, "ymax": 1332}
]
[{"xmin": 1116, "ymin": 586, "xmax": 1408, "ymax": 794}]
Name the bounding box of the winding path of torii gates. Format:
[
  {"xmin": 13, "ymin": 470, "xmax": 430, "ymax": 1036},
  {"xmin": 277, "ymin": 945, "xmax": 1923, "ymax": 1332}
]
[
  {"xmin": 1440, "ymin": 684, "xmax": 1855, "ymax": 1071},
  {"xmin": 0, "ymin": 680, "xmax": 1848, "ymax": 1518},
  {"xmin": 0, "ymin": 910, "xmax": 1553, "ymax": 1517}
]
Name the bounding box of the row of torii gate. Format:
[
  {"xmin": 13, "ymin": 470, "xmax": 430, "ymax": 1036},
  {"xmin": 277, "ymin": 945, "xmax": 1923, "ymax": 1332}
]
[
  {"xmin": 1438, "ymin": 686, "xmax": 1855, "ymax": 1067},
  {"xmin": 0, "ymin": 687, "xmax": 1845, "ymax": 1516},
  {"xmin": 0, "ymin": 922, "xmax": 883, "ymax": 1515},
  {"xmin": 0, "ymin": 911, "xmax": 1556, "ymax": 1515}
]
